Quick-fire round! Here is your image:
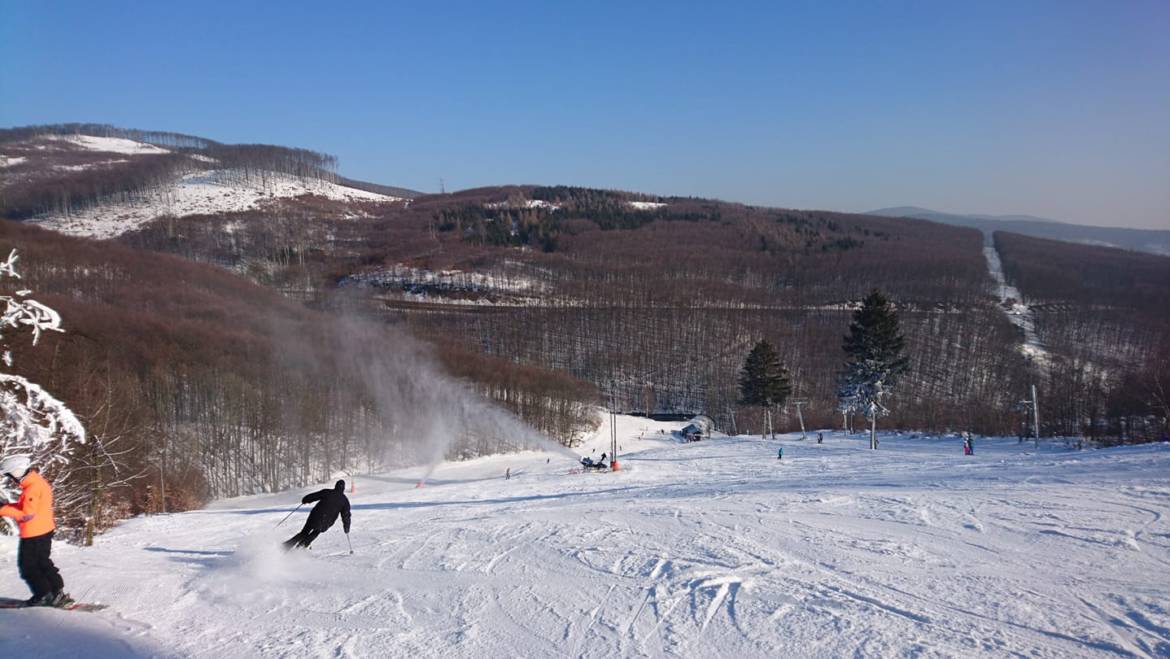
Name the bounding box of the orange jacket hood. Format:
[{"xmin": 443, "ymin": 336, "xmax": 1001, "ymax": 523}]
[{"xmin": 0, "ymin": 470, "xmax": 56, "ymax": 538}]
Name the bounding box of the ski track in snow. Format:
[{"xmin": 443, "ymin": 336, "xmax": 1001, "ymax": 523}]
[
  {"xmin": 2, "ymin": 417, "xmax": 1170, "ymax": 658},
  {"xmin": 983, "ymin": 238, "xmax": 1051, "ymax": 364}
]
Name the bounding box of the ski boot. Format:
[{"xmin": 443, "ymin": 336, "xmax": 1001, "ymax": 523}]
[{"xmin": 45, "ymin": 591, "xmax": 75, "ymax": 608}]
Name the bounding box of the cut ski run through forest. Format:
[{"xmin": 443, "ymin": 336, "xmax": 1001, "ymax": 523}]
[{"xmin": 2, "ymin": 416, "xmax": 1169, "ymax": 658}]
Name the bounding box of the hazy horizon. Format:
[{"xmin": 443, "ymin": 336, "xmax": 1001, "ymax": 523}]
[{"xmin": 2, "ymin": 1, "xmax": 1167, "ymax": 230}]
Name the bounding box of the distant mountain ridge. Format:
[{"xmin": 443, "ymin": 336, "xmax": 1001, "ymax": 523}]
[
  {"xmin": 336, "ymin": 176, "xmax": 422, "ymax": 200},
  {"xmin": 867, "ymin": 206, "xmax": 1170, "ymax": 256}
]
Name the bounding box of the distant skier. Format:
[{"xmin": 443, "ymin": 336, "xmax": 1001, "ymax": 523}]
[
  {"xmin": 283, "ymin": 480, "xmax": 351, "ymax": 550},
  {"xmin": 0, "ymin": 455, "xmax": 73, "ymax": 607},
  {"xmin": 817, "ymin": 432, "xmax": 823, "ymax": 444},
  {"xmin": 777, "ymin": 447, "xmax": 784, "ymax": 460},
  {"xmin": 506, "ymin": 468, "xmax": 511, "ymax": 480}
]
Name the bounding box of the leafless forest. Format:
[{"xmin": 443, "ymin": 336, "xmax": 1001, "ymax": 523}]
[
  {"xmin": 2, "ymin": 126, "xmax": 1167, "ymax": 537},
  {"xmin": 121, "ymin": 181, "xmax": 1168, "ymax": 439}
]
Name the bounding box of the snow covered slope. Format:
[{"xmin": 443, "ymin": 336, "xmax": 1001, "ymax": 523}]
[
  {"xmin": 984, "ymin": 242, "xmax": 1050, "ymax": 364},
  {"xmin": 2, "ymin": 420, "xmax": 1169, "ymax": 658},
  {"xmin": 44, "ymin": 134, "xmax": 171, "ymax": 155},
  {"xmin": 2, "ymin": 131, "xmax": 405, "ymax": 239},
  {"xmin": 32, "ymin": 169, "xmax": 401, "ymax": 240}
]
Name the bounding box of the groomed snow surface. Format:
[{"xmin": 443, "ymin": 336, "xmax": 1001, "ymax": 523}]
[
  {"xmin": 3, "ymin": 417, "xmax": 1169, "ymax": 658},
  {"xmin": 32, "ymin": 169, "xmax": 400, "ymax": 240}
]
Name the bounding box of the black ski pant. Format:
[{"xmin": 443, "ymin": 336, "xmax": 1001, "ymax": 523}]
[
  {"xmin": 284, "ymin": 523, "xmax": 321, "ymax": 549},
  {"xmin": 18, "ymin": 531, "xmax": 64, "ymax": 599}
]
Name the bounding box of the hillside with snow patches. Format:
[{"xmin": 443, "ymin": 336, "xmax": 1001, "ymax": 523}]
[
  {"xmin": 2, "ymin": 415, "xmax": 1169, "ymax": 658},
  {"xmin": 33, "ymin": 168, "xmax": 399, "ymax": 240},
  {"xmin": 982, "ymin": 241, "xmax": 1049, "ymax": 364},
  {"xmin": 44, "ymin": 134, "xmax": 172, "ymax": 156},
  {"xmin": 3, "ymin": 133, "xmax": 403, "ymax": 240}
]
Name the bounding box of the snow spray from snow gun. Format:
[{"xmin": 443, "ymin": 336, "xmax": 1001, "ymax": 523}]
[
  {"xmin": 321, "ymin": 314, "xmax": 579, "ymax": 488},
  {"xmin": 410, "ymin": 383, "xmax": 579, "ymax": 488}
]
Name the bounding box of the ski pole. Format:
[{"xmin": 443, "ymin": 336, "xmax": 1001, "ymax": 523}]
[
  {"xmin": 276, "ymin": 503, "xmax": 303, "ymax": 528},
  {"xmin": 346, "ymin": 532, "xmax": 353, "ymax": 555}
]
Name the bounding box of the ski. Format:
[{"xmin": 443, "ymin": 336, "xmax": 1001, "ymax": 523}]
[{"xmin": 0, "ymin": 597, "xmax": 108, "ymax": 612}]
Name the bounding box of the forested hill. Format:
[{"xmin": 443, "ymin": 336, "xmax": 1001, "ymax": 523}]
[
  {"xmin": 1, "ymin": 124, "xmax": 1167, "ymax": 534},
  {"xmin": 0, "ymin": 220, "xmax": 597, "ymax": 536},
  {"xmin": 113, "ymin": 172, "xmax": 1166, "ymax": 443}
]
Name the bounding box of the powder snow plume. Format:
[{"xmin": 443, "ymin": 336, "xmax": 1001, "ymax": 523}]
[{"xmin": 274, "ymin": 309, "xmax": 576, "ymax": 484}]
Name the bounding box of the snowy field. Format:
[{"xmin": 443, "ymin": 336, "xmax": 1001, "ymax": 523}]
[
  {"xmin": 2, "ymin": 417, "xmax": 1169, "ymax": 658},
  {"xmin": 32, "ymin": 168, "xmax": 399, "ymax": 240},
  {"xmin": 45, "ymin": 134, "xmax": 172, "ymax": 155}
]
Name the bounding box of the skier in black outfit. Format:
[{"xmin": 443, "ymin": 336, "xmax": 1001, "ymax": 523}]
[{"xmin": 284, "ymin": 480, "xmax": 351, "ymax": 550}]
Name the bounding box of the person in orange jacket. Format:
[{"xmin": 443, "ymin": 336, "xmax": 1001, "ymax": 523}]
[{"xmin": 0, "ymin": 455, "xmax": 72, "ymax": 607}]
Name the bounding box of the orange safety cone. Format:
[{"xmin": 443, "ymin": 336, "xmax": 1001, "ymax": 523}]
[{"xmin": 610, "ymin": 460, "xmax": 620, "ymax": 471}]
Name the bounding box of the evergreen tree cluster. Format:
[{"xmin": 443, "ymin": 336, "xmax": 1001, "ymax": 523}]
[{"xmin": 436, "ymin": 205, "xmax": 562, "ymax": 252}]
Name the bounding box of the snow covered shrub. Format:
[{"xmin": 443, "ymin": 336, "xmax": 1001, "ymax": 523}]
[{"xmin": 0, "ymin": 249, "xmax": 86, "ymax": 534}]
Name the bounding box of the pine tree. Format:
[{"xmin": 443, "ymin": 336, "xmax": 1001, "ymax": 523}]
[
  {"xmin": 739, "ymin": 340, "xmax": 792, "ymax": 438},
  {"xmin": 836, "ymin": 289, "xmax": 908, "ymax": 449}
]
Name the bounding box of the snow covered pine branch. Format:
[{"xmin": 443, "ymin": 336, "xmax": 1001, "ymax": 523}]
[{"xmin": 0, "ymin": 249, "xmax": 86, "ymax": 535}]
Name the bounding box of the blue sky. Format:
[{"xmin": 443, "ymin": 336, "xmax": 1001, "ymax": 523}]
[{"xmin": 2, "ymin": 1, "xmax": 1168, "ymax": 229}]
